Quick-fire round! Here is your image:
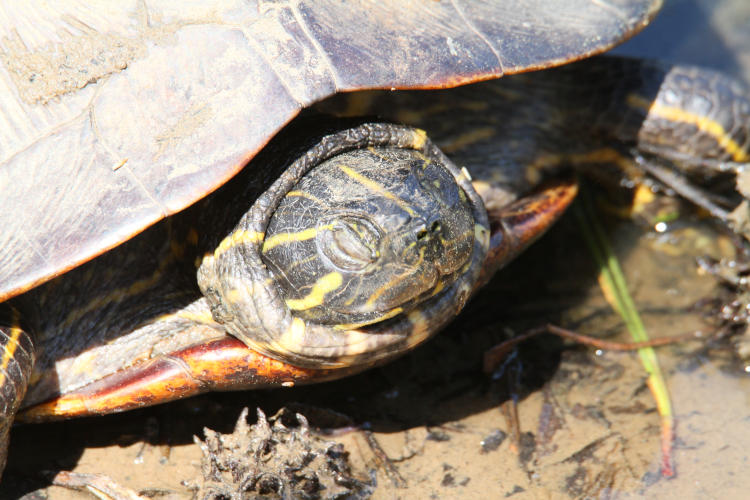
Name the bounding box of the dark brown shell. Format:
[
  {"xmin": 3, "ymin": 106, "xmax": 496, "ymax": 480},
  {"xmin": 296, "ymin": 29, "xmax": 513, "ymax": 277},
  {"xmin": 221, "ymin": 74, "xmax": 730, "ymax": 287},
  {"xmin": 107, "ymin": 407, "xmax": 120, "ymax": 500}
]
[{"xmin": 0, "ymin": 0, "xmax": 661, "ymax": 301}]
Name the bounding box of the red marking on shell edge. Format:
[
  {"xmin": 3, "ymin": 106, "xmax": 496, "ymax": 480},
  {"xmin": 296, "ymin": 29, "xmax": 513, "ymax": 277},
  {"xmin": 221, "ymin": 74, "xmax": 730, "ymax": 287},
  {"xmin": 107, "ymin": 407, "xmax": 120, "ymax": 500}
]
[
  {"xmin": 479, "ymin": 178, "xmax": 578, "ymax": 287},
  {"xmin": 17, "ymin": 337, "xmax": 359, "ymax": 422}
]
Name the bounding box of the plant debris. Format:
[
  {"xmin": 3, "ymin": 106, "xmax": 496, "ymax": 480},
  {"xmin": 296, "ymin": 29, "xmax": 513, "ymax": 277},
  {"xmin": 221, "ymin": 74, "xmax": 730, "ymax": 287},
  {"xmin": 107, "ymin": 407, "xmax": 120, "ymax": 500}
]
[{"xmin": 192, "ymin": 408, "xmax": 374, "ymax": 500}]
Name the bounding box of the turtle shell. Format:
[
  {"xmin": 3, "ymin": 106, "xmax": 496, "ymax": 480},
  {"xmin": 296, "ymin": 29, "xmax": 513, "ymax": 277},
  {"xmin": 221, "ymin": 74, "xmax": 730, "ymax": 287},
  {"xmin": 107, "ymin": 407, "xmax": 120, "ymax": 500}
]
[{"xmin": 0, "ymin": 0, "xmax": 661, "ymax": 301}]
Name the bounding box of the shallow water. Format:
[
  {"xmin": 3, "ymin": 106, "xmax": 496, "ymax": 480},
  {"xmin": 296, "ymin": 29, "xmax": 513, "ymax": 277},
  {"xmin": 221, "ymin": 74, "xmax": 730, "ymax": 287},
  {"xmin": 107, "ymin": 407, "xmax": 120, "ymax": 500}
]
[{"xmin": 4, "ymin": 0, "xmax": 750, "ymax": 498}]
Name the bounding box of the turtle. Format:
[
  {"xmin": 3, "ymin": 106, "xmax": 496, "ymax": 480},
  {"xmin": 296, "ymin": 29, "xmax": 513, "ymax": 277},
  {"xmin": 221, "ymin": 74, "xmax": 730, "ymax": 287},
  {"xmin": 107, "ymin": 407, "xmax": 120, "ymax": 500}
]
[{"xmin": 2, "ymin": 0, "xmax": 750, "ymax": 485}]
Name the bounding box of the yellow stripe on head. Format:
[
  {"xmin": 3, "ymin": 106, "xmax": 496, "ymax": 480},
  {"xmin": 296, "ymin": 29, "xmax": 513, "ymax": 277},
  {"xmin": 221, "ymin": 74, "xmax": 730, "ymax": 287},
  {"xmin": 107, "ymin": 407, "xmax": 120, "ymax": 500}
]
[
  {"xmin": 411, "ymin": 128, "xmax": 428, "ymax": 149},
  {"xmin": 337, "ymin": 164, "xmax": 416, "ymax": 217},
  {"xmin": 430, "ymin": 280, "xmax": 445, "ymax": 297},
  {"xmin": 215, "ymin": 230, "xmax": 264, "ymax": 257},
  {"xmin": 285, "ymin": 190, "xmax": 325, "ymax": 205},
  {"xmin": 262, "ymin": 224, "xmax": 334, "ymax": 253},
  {"xmin": 334, "ymin": 306, "xmax": 404, "ymax": 330},
  {"xmin": 285, "ymin": 272, "xmax": 343, "ymax": 311}
]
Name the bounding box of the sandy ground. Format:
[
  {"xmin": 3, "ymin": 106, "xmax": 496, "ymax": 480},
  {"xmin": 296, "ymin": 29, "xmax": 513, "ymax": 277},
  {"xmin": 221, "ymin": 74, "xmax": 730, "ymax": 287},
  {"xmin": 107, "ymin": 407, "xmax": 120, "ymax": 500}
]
[{"xmin": 3, "ymin": 0, "xmax": 750, "ymax": 498}]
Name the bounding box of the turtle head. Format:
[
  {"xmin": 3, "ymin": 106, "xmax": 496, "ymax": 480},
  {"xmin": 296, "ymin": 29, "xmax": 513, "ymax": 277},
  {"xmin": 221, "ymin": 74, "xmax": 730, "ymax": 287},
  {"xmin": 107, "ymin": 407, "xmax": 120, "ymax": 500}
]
[
  {"xmin": 262, "ymin": 146, "xmax": 477, "ymax": 328},
  {"xmin": 198, "ymin": 123, "xmax": 488, "ymax": 368}
]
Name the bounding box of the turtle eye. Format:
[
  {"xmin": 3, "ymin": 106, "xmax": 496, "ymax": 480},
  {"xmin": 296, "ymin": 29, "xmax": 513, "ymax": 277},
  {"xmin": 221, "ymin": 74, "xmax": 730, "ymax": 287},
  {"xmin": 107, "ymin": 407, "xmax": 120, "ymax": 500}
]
[{"xmin": 319, "ymin": 215, "xmax": 381, "ymax": 271}]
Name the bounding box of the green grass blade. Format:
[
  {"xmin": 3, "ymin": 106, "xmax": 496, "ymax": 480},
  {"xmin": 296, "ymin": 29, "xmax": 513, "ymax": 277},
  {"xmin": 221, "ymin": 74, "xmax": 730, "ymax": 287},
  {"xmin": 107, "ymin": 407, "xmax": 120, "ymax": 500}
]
[{"xmin": 573, "ymin": 186, "xmax": 674, "ymax": 477}]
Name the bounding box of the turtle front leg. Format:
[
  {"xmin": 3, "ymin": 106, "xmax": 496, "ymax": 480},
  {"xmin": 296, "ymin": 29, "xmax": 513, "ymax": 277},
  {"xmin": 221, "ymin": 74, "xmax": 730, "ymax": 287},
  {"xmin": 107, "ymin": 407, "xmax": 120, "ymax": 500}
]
[{"xmin": 0, "ymin": 305, "xmax": 35, "ymax": 475}]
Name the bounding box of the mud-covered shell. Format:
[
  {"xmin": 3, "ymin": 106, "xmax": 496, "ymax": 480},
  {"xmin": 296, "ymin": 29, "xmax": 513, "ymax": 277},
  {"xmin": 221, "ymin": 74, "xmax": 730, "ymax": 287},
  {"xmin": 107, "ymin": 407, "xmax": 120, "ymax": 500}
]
[{"xmin": 0, "ymin": 0, "xmax": 661, "ymax": 301}]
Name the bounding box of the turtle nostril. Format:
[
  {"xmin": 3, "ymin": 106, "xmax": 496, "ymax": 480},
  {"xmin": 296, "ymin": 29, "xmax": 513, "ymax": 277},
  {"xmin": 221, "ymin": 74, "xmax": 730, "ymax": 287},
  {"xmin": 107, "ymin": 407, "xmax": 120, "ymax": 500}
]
[{"xmin": 416, "ymin": 220, "xmax": 441, "ymax": 241}]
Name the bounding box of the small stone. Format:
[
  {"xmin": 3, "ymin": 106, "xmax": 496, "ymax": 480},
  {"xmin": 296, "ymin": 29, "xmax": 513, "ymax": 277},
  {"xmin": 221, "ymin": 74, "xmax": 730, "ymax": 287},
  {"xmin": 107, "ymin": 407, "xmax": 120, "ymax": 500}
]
[{"xmin": 480, "ymin": 429, "xmax": 507, "ymax": 453}]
